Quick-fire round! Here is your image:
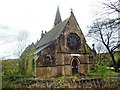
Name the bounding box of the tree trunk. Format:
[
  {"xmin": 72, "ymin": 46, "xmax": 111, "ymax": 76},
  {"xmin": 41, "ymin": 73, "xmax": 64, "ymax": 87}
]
[
  {"xmin": 109, "ymin": 53, "xmax": 118, "ymax": 72},
  {"xmin": 105, "ymin": 45, "xmax": 118, "ymax": 72}
]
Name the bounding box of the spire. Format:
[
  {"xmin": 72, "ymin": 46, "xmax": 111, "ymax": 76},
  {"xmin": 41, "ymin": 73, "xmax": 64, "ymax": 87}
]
[{"xmin": 54, "ymin": 6, "xmax": 62, "ymax": 26}]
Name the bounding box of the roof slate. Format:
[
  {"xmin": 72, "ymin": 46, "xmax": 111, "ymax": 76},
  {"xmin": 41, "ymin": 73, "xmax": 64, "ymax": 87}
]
[{"xmin": 36, "ymin": 17, "xmax": 69, "ymax": 50}]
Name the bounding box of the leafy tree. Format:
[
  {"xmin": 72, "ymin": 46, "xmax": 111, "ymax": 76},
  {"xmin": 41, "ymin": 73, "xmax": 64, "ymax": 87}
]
[{"xmin": 19, "ymin": 43, "xmax": 36, "ymax": 77}]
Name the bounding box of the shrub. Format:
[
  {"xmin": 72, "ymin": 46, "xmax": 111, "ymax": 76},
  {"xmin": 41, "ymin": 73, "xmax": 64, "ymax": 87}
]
[{"xmin": 88, "ymin": 60, "xmax": 120, "ymax": 78}]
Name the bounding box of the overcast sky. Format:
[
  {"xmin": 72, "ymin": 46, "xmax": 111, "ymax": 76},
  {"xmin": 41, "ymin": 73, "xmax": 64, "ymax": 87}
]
[{"xmin": 0, "ymin": 0, "xmax": 111, "ymax": 59}]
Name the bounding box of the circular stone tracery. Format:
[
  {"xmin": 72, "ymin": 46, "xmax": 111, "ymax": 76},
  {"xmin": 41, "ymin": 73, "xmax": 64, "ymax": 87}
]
[{"xmin": 67, "ymin": 33, "xmax": 80, "ymax": 50}]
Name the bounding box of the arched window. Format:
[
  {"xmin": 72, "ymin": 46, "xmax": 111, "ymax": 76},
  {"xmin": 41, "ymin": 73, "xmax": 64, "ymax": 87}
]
[{"xmin": 32, "ymin": 59, "xmax": 35, "ymax": 70}]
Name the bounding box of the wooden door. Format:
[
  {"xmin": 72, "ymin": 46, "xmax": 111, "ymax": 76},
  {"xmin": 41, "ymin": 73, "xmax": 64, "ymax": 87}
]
[{"xmin": 72, "ymin": 59, "xmax": 78, "ymax": 74}]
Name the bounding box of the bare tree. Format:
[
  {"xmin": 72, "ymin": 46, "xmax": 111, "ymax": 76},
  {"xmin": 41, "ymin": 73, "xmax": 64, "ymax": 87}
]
[
  {"xmin": 88, "ymin": 18, "xmax": 120, "ymax": 72},
  {"xmin": 12, "ymin": 30, "xmax": 29, "ymax": 74},
  {"xmin": 102, "ymin": 0, "xmax": 120, "ymax": 13},
  {"xmin": 93, "ymin": 0, "xmax": 120, "ymax": 27},
  {"xmin": 87, "ymin": 0, "xmax": 120, "ymax": 72},
  {"xmin": 101, "ymin": 0, "xmax": 120, "ymax": 26},
  {"xmin": 14, "ymin": 30, "xmax": 29, "ymax": 58}
]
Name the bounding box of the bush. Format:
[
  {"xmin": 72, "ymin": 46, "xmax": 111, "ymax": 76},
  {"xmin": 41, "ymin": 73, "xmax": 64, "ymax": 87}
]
[
  {"xmin": 114, "ymin": 52, "xmax": 120, "ymax": 68},
  {"xmin": 2, "ymin": 70, "xmax": 25, "ymax": 88},
  {"xmin": 88, "ymin": 60, "xmax": 120, "ymax": 78}
]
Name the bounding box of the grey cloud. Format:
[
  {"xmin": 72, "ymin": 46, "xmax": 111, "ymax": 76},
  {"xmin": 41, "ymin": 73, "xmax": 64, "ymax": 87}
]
[{"xmin": 0, "ymin": 25, "xmax": 9, "ymax": 30}]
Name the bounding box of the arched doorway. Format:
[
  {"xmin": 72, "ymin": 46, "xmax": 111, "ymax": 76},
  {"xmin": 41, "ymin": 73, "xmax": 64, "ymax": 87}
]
[{"xmin": 72, "ymin": 58, "xmax": 78, "ymax": 74}]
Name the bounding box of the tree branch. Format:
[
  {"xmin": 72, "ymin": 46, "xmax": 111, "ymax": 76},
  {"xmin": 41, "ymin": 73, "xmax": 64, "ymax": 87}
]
[{"xmin": 111, "ymin": 43, "xmax": 120, "ymax": 52}]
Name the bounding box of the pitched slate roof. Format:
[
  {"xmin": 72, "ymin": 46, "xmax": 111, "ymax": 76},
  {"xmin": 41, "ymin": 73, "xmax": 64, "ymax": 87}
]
[{"xmin": 35, "ymin": 17, "xmax": 69, "ymax": 53}]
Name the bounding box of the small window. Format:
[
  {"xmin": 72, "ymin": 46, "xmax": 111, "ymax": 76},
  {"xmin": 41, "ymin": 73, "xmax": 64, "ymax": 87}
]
[
  {"xmin": 89, "ymin": 55, "xmax": 93, "ymax": 61},
  {"xmin": 45, "ymin": 55, "xmax": 51, "ymax": 61},
  {"xmin": 43, "ymin": 55, "xmax": 51, "ymax": 64},
  {"xmin": 43, "ymin": 55, "xmax": 55, "ymax": 64}
]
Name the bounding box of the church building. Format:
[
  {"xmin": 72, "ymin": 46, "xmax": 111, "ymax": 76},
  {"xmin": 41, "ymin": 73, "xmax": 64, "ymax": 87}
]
[{"xmin": 34, "ymin": 7, "xmax": 96, "ymax": 77}]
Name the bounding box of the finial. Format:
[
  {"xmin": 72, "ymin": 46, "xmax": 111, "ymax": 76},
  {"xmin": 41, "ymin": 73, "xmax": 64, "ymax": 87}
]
[
  {"xmin": 71, "ymin": 8, "xmax": 73, "ymax": 13},
  {"xmin": 92, "ymin": 44, "xmax": 96, "ymax": 51},
  {"xmin": 41, "ymin": 30, "xmax": 44, "ymax": 39},
  {"xmin": 92, "ymin": 44, "xmax": 94, "ymax": 48},
  {"xmin": 45, "ymin": 31, "xmax": 47, "ymax": 34},
  {"xmin": 42, "ymin": 30, "xmax": 43, "ymax": 33}
]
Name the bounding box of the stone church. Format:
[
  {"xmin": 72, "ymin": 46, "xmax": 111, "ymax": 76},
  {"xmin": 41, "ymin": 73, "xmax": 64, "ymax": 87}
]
[{"xmin": 34, "ymin": 7, "xmax": 96, "ymax": 77}]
